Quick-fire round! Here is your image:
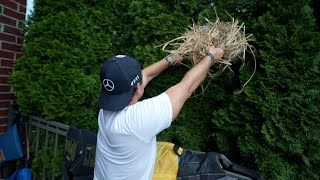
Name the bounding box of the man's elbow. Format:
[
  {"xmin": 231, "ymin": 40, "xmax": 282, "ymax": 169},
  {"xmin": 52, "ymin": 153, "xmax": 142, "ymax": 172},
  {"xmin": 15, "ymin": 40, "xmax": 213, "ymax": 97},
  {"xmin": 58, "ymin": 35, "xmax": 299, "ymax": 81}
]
[{"xmin": 165, "ymin": 83, "xmax": 191, "ymax": 121}]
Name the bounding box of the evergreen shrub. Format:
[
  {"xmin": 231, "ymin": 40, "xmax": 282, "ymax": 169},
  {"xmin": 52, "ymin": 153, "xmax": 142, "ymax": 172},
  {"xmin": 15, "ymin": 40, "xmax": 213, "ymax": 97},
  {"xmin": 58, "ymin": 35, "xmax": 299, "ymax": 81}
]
[{"xmin": 11, "ymin": 0, "xmax": 320, "ymax": 179}]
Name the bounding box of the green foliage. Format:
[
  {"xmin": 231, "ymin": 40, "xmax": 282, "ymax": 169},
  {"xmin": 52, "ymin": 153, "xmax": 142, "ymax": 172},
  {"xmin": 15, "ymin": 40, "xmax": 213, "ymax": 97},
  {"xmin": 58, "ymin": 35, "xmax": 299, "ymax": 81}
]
[
  {"xmin": 212, "ymin": 0, "xmax": 320, "ymax": 179},
  {"xmin": 12, "ymin": 0, "xmax": 119, "ymax": 129},
  {"xmin": 31, "ymin": 147, "xmax": 64, "ymax": 179},
  {"xmin": 28, "ymin": 128, "xmax": 66, "ymax": 179},
  {"xmin": 11, "ymin": 0, "xmax": 320, "ymax": 179}
]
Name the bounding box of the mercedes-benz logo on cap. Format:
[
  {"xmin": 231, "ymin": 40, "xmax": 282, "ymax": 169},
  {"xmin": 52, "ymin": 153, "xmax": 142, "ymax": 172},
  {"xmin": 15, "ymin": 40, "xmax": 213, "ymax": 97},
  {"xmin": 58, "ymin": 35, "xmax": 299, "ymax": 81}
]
[{"xmin": 103, "ymin": 79, "xmax": 115, "ymax": 91}]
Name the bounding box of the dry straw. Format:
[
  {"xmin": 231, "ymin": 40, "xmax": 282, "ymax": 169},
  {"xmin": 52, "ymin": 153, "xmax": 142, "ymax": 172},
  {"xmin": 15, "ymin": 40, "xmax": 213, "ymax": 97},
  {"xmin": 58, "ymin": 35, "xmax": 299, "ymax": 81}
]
[{"xmin": 161, "ymin": 13, "xmax": 256, "ymax": 94}]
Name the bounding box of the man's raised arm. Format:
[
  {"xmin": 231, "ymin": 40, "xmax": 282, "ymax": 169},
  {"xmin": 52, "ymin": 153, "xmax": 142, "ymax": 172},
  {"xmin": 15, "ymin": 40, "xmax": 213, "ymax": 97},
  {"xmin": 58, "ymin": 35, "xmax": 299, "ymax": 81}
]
[
  {"xmin": 142, "ymin": 54, "xmax": 182, "ymax": 88},
  {"xmin": 165, "ymin": 46, "xmax": 224, "ymax": 120}
]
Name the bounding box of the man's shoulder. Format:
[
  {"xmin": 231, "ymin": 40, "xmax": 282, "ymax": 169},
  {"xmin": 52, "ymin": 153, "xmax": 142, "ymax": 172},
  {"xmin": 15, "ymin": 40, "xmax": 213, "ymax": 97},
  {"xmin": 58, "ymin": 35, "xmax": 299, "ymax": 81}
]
[
  {"xmin": 139, "ymin": 93, "xmax": 170, "ymax": 104},
  {"xmin": 127, "ymin": 93, "xmax": 170, "ymax": 112}
]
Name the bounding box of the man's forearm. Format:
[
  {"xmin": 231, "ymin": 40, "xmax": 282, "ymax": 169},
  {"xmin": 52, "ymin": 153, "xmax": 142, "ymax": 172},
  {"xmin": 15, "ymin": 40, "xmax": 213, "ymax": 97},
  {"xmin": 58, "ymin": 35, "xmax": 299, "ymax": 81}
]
[
  {"xmin": 179, "ymin": 56, "xmax": 212, "ymax": 97},
  {"xmin": 142, "ymin": 58, "xmax": 170, "ymax": 88},
  {"xmin": 164, "ymin": 47, "xmax": 223, "ymax": 120},
  {"xmin": 164, "ymin": 55, "xmax": 213, "ymax": 120}
]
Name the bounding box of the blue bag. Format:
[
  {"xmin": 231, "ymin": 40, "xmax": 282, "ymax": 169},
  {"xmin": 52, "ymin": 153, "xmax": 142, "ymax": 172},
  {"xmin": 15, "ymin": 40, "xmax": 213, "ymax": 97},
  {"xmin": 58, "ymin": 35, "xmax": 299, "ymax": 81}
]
[
  {"xmin": 4, "ymin": 168, "xmax": 32, "ymax": 180},
  {"xmin": 0, "ymin": 124, "xmax": 23, "ymax": 163}
]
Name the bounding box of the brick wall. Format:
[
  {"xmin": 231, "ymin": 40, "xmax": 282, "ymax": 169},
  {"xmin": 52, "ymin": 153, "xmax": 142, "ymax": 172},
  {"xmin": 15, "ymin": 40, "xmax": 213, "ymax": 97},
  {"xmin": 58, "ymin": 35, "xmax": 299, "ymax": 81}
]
[{"xmin": 0, "ymin": 0, "xmax": 26, "ymax": 135}]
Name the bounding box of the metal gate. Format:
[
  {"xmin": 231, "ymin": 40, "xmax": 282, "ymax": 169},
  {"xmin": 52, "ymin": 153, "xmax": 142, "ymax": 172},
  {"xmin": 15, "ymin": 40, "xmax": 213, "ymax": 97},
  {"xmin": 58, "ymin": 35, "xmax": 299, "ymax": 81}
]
[{"xmin": 8, "ymin": 106, "xmax": 70, "ymax": 180}]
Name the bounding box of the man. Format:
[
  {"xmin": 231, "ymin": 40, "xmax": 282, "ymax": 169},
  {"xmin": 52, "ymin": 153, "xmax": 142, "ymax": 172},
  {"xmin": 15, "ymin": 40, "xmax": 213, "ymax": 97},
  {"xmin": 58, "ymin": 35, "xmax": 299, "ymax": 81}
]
[{"xmin": 94, "ymin": 46, "xmax": 224, "ymax": 180}]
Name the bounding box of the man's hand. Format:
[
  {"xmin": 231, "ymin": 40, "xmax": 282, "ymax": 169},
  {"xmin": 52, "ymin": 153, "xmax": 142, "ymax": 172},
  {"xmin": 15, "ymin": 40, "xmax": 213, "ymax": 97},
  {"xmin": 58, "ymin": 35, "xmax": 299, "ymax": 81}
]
[
  {"xmin": 171, "ymin": 53, "xmax": 183, "ymax": 65},
  {"xmin": 166, "ymin": 53, "xmax": 183, "ymax": 66},
  {"xmin": 142, "ymin": 53, "xmax": 182, "ymax": 88},
  {"xmin": 208, "ymin": 46, "xmax": 224, "ymax": 63}
]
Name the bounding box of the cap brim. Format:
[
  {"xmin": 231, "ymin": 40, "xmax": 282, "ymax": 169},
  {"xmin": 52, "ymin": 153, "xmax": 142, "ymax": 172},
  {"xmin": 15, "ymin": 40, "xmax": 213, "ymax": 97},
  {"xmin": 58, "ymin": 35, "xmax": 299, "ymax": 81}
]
[{"xmin": 99, "ymin": 88, "xmax": 132, "ymax": 111}]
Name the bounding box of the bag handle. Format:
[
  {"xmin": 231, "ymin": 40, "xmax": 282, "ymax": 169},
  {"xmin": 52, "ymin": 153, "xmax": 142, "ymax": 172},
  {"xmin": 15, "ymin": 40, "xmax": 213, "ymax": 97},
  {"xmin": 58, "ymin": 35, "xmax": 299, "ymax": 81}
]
[
  {"xmin": 219, "ymin": 154, "xmax": 265, "ymax": 180},
  {"xmin": 173, "ymin": 145, "xmax": 183, "ymax": 156}
]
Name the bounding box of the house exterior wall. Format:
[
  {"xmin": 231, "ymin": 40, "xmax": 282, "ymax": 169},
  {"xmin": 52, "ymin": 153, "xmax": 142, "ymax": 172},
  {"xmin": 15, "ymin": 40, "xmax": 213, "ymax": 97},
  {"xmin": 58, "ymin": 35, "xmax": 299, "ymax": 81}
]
[{"xmin": 0, "ymin": 0, "xmax": 26, "ymax": 134}]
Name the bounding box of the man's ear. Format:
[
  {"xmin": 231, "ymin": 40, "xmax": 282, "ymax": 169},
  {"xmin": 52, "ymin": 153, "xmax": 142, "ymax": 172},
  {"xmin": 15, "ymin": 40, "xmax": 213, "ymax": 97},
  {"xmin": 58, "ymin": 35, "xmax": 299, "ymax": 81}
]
[
  {"xmin": 137, "ymin": 83, "xmax": 145, "ymax": 96},
  {"xmin": 136, "ymin": 84, "xmax": 142, "ymax": 94}
]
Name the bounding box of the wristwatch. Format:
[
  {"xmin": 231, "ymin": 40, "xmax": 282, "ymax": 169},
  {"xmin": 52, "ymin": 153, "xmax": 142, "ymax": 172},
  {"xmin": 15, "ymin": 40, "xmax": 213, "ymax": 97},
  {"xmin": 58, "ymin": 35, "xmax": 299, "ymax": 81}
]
[
  {"xmin": 166, "ymin": 55, "xmax": 174, "ymax": 66},
  {"xmin": 206, "ymin": 52, "xmax": 217, "ymax": 65}
]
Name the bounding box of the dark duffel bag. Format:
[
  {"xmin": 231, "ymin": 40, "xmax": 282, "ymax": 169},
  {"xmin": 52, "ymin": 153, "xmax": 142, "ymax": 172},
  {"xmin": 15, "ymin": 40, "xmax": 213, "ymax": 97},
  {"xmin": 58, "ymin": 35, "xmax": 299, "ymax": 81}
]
[
  {"xmin": 175, "ymin": 146, "xmax": 264, "ymax": 180},
  {"xmin": 62, "ymin": 126, "xmax": 97, "ymax": 180}
]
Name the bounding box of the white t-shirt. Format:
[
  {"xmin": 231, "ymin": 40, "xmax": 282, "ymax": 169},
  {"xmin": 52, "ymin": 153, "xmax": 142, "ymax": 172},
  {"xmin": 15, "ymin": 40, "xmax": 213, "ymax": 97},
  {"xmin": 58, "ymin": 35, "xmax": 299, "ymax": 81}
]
[{"xmin": 94, "ymin": 93, "xmax": 173, "ymax": 180}]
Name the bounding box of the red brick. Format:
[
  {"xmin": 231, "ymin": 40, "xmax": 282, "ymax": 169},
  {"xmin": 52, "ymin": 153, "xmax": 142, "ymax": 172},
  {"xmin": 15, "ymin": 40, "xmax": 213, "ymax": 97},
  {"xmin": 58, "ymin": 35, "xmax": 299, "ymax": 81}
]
[
  {"xmin": 0, "ymin": 76, "xmax": 9, "ymax": 84},
  {"xmin": 4, "ymin": 25, "xmax": 22, "ymax": 37},
  {"xmin": 0, "ymin": 93, "xmax": 15, "ymax": 100},
  {"xmin": 0, "ymin": 86, "xmax": 10, "ymax": 92},
  {"xmin": 0, "ymin": 67, "xmax": 13, "ymax": 75},
  {"xmin": 0, "ymin": 15, "xmax": 17, "ymax": 27},
  {"xmin": 0, "ymin": 101, "xmax": 10, "ymax": 109},
  {"xmin": 0, "ymin": 125, "xmax": 8, "ymax": 134},
  {"xmin": 0, "ymin": 109, "xmax": 8, "ymax": 116},
  {"xmin": 0, "ymin": 117, "xmax": 8, "ymax": 125},
  {"xmin": 0, "ymin": 33, "xmax": 16, "ymax": 43},
  {"xmin": 18, "ymin": 4, "xmax": 26, "ymax": 13},
  {"xmin": 0, "ymin": 50, "xmax": 14, "ymax": 59},
  {"xmin": 2, "ymin": 42, "xmax": 22, "ymax": 52},
  {"xmin": 12, "ymin": 0, "xmax": 26, "ymax": 6},
  {"xmin": 0, "ymin": 101, "xmax": 10, "ymax": 108},
  {"xmin": 16, "ymin": 52, "xmax": 22, "ymax": 59},
  {"xmin": 0, "ymin": 59, "xmax": 14, "ymax": 67},
  {"xmin": 4, "ymin": 7, "xmax": 25, "ymax": 21},
  {"xmin": 0, "ymin": 0, "xmax": 18, "ymax": 10},
  {"xmin": 16, "ymin": 36, "xmax": 23, "ymax": 44}
]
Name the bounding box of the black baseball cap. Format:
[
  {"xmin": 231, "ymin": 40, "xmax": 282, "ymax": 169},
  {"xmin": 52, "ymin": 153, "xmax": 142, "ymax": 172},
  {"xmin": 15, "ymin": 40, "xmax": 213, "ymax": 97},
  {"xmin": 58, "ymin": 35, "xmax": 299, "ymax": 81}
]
[{"xmin": 99, "ymin": 55, "xmax": 142, "ymax": 111}]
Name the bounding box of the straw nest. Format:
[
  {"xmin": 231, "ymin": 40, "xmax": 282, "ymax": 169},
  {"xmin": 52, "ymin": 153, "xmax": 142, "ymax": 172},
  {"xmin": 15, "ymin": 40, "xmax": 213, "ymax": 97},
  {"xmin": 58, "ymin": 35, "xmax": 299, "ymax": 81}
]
[{"xmin": 161, "ymin": 15, "xmax": 256, "ymax": 94}]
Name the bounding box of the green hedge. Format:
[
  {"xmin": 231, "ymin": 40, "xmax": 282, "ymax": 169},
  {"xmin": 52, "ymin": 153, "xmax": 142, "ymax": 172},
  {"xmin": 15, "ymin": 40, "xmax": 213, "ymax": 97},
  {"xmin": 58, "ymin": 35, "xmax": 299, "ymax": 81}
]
[{"xmin": 11, "ymin": 0, "xmax": 320, "ymax": 179}]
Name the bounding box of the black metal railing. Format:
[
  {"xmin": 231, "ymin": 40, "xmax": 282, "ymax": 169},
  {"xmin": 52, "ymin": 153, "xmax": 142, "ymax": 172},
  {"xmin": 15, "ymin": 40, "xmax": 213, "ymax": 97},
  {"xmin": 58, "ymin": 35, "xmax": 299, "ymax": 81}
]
[
  {"xmin": 28, "ymin": 115, "xmax": 69, "ymax": 180},
  {"xmin": 7, "ymin": 105, "xmax": 69, "ymax": 180}
]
